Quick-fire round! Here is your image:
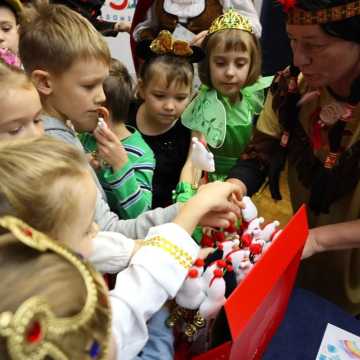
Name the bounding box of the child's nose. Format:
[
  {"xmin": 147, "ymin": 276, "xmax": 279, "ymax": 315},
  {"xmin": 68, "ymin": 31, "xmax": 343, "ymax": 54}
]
[
  {"xmin": 225, "ymin": 64, "xmax": 236, "ymax": 76},
  {"xmin": 95, "ymin": 86, "xmax": 106, "ymax": 104},
  {"xmin": 164, "ymin": 99, "xmax": 175, "ymax": 111}
]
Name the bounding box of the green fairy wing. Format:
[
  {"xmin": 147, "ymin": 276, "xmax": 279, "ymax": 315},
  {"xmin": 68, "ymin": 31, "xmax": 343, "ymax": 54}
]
[{"xmin": 182, "ymin": 86, "xmax": 227, "ymax": 148}]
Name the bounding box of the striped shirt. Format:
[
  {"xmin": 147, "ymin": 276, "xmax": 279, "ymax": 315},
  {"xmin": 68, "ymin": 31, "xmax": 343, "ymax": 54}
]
[{"xmin": 80, "ymin": 127, "xmax": 155, "ymax": 219}]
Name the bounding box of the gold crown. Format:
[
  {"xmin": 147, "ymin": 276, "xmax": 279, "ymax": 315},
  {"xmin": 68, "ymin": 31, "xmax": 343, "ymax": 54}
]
[
  {"xmin": 0, "ymin": 216, "xmax": 112, "ymax": 360},
  {"xmin": 208, "ymin": 8, "xmax": 253, "ymax": 35}
]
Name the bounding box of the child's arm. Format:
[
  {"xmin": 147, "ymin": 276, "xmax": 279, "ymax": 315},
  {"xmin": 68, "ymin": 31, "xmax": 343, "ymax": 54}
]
[
  {"xmin": 110, "ymin": 222, "xmax": 199, "ymax": 359},
  {"xmin": 94, "ymin": 125, "xmax": 154, "ymax": 219},
  {"xmin": 89, "ymin": 231, "xmax": 143, "ymax": 273},
  {"xmin": 178, "ymin": 131, "xmax": 204, "ymax": 187}
]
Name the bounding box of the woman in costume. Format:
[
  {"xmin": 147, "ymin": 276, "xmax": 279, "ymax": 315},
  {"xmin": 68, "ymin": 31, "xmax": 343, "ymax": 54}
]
[{"xmin": 227, "ymin": 0, "xmax": 360, "ymax": 314}]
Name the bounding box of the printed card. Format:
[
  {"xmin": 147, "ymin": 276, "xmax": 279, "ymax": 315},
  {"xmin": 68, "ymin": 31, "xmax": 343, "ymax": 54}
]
[{"xmin": 316, "ymin": 323, "xmax": 360, "ymax": 359}]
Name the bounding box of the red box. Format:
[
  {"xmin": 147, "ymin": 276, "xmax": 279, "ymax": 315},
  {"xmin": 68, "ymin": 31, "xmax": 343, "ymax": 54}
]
[{"xmin": 180, "ymin": 205, "xmax": 309, "ymax": 360}]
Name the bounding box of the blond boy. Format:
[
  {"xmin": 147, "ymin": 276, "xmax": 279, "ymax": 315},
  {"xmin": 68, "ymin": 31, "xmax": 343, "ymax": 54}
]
[{"xmin": 18, "ymin": 2, "xmax": 180, "ymax": 239}]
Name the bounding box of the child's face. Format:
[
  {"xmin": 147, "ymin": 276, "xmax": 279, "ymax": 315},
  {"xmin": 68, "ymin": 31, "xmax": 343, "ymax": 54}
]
[
  {"xmin": 209, "ymin": 46, "xmax": 250, "ymax": 103},
  {"xmin": 0, "ymin": 86, "xmax": 44, "ymax": 140},
  {"xmin": 139, "ymin": 74, "xmax": 191, "ymax": 127},
  {"xmin": 0, "ymin": 6, "xmax": 19, "ymax": 54},
  {"xmin": 49, "ymin": 58, "xmax": 109, "ymax": 133},
  {"xmin": 55, "ymin": 171, "xmax": 98, "ymax": 258}
]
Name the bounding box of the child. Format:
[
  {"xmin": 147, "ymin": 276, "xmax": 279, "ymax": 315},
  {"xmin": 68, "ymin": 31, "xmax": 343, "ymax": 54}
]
[
  {"xmin": 0, "ymin": 221, "xmax": 113, "ymax": 360},
  {"xmin": 17, "ymin": 2, "xmax": 188, "ymax": 239},
  {"xmin": 0, "ymin": 0, "xmax": 21, "ymax": 54},
  {"xmin": 80, "ymin": 58, "xmax": 155, "ymax": 220},
  {"xmin": 182, "ymin": 9, "xmax": 273, "ymax": 184},
  {"xmin": 129, "ymin": 31, "xmax": 204, "ymax": 208},
  {"xmin": 0, "ymin": 59, "xmax": 43, "ymax": 140},
  {"xmin": 0, "ymin": 136, "xmax": 243, "ymax": 359}
]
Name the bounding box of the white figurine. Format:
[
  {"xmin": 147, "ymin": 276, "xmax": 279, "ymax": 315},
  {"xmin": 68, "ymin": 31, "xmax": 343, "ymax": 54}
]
[
  {"xmin": 176, "ymin": 268, "xmax": 206, "ymax": 310},
  {"xmin": 199, "ymin": 269, "xmax": 226, "ymax": 320},
  {"xmin": 241, "ymin": 196, "xmax": 258, "ymax": 223},
  {"xmin": 191, "ymin": 137, "xmax": 215, "ymax": 172}
]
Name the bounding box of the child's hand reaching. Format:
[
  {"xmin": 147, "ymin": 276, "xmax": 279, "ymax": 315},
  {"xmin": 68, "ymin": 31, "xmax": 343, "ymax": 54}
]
[
  {"xmin": 174, "ymin": 181, "xmax": 244, "ymax": 234},
  {"xmin": 93, "ymin": 116, "xmax": 128, "ymax": 172}
]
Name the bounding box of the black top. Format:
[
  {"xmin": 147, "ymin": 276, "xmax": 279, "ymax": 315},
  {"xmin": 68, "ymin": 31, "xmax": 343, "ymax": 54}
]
[{"xmin": 128, "ymin": 104, "xmax": 191, "ymax": 209}]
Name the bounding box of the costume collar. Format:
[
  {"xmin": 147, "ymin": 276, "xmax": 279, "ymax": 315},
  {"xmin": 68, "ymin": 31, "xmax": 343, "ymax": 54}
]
[{"xmin": 163, "ymin": 0, "xmax": 205, "ymax": 19}]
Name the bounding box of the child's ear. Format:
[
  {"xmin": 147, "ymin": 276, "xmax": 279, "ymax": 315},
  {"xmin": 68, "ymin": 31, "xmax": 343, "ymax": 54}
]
[{"xmin": 31, "ymin": 70, "xmax": 53, "ymax": 96}]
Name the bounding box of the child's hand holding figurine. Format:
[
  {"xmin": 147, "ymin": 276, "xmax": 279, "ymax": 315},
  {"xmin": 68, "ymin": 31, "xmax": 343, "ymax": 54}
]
[
  {"xmin": 93, "ymin": 107, "xmax": 128, "ymax": 172},
  {"xmin": 174, "ymin": 181, "xmax": 244, "ymax": 234}
]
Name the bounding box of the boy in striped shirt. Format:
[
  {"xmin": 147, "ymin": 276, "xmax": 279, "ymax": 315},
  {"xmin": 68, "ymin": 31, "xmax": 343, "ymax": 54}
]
[{"xmin": 80, "ymin": 59, "xmax": 155, "ymax": 219}]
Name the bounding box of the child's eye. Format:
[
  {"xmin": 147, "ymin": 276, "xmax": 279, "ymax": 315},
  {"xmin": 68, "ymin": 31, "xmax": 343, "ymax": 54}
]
[
  {"xmin": 8, "ymin": 126, "xmax": 23, "ymax": 135},
  {"xmin": 176, "ymin": 97, "xmax": 188, "ymax": 102},
  {"xmin": 153, "ymin": 93, "xmax": 165, "ymax": 99},
  {"xmin": 34, "ymin": 118, "xmax": 42, "ymax": 125},
  {"xmin": 1, "ymin": 25, "xmax": 12, "ymax": 32},
  {"xmin": 83, "ymin": 84, "xmax": 96, "ymax": 90}
]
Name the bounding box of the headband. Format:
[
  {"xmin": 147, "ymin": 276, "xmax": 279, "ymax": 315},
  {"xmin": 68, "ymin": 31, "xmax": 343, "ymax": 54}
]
[
  {"xmin": 279, "ymin": 0, "xmax": 360, "ymax": 25},
  {"xmin": 136, "ymin": 30, "xmax": 204, "ymax": 64}
]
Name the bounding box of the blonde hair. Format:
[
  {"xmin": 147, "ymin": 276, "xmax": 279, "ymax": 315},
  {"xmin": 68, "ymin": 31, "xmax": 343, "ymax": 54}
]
[
  {"xmin": 199, "ymin": 29, "xmax": 262, "ymax": 88},
  {"xmin": 19, "ymin": 1, "xmax": 111, "ymax": 75},
  {"xmin": 0, "ymin": 136, "xmax": 90, "ymax": 240},
  {"xmin": 0, "ymin": 59, "xmax": 33, "ymax": 97},
  {"xmin": 0, "ymin": 231, "xmax": 111, "ymax": 359}
]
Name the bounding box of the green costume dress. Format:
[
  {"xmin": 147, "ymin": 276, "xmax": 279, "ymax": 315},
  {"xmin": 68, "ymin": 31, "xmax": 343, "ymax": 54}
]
[{"xmin": 182, "ymin": 76, "xmax": 273, "ymax": 181}]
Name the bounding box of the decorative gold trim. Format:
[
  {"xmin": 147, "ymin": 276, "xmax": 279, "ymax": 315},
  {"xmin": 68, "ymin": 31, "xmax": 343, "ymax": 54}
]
[
  {"xmin": 288, "ymin": 0, "xmax": 360, "ymax": 25},
  {"xmin": 143, "ymin": 236, "xmax": 193, "ymax": 270},
  {"xmin": 0, "ymin": 216, "xmax": 111, "ymax": 360}
]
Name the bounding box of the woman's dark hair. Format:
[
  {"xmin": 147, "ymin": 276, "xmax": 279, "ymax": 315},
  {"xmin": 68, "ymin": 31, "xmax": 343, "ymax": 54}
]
[
  {"xmin": 296, "ymin": 0, "xmax": 360, "ymax": 43},
  {"xmin": 103, "ymin": 58, "xmax": 134, "ymax": 123}
]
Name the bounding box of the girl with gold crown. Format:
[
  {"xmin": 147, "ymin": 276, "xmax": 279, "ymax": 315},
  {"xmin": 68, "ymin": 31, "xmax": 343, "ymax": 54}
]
[
  {"xmin": 130, "ymin": 0, "xmax": 261, "ymax": 71},
  {"xmin": 179, "ymin": 9, "xmax": 273, "ymax": 187},
  {"xmin": 227, "ymin": 0, "xmax": 360, "ymax": 315}
]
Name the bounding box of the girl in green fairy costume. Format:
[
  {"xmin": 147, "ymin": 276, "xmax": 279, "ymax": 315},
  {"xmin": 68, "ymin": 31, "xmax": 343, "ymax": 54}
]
[{"xmin": 181, "ymin": 9, "xmax": 273, "ymax": 183}]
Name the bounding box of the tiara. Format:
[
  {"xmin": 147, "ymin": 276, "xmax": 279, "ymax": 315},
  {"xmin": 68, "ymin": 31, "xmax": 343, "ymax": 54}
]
[
  {"xmin": 0, "ymin": 216, "xmax": 112, "ymax": 360},
  {"xmin": 284, "ymin": 0, "xmax": 360, "ymax": 25},
  {"xmin": 208, "ymin": 8, "xmax": 253, "ymax": 35}
]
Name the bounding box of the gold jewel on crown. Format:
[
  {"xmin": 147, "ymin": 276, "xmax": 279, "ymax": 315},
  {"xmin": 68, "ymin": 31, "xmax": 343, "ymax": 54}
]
[
  {"xmin": 287, "ymin": 0, "xmax": 360, "ymax": 25},
  {"xmin": 208, "ymin": 8, "xmax": 253, "ymax": 35}
]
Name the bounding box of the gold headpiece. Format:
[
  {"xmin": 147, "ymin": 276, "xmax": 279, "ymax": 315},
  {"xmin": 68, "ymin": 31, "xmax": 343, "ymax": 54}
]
[
  {"xmin": 0, "ymin": 216, "xmax": 112, "ymax": 360},
  {"xmin": 150, "ymin": 30, "xmax": 193, "ymax": 57},
  {"xmin": 208, "ymin": 8, "xmax": 253, "ymax": 36},
  {"xmin": 287, "ymin": 0, "xmax": 360, "ymax": 25}
]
